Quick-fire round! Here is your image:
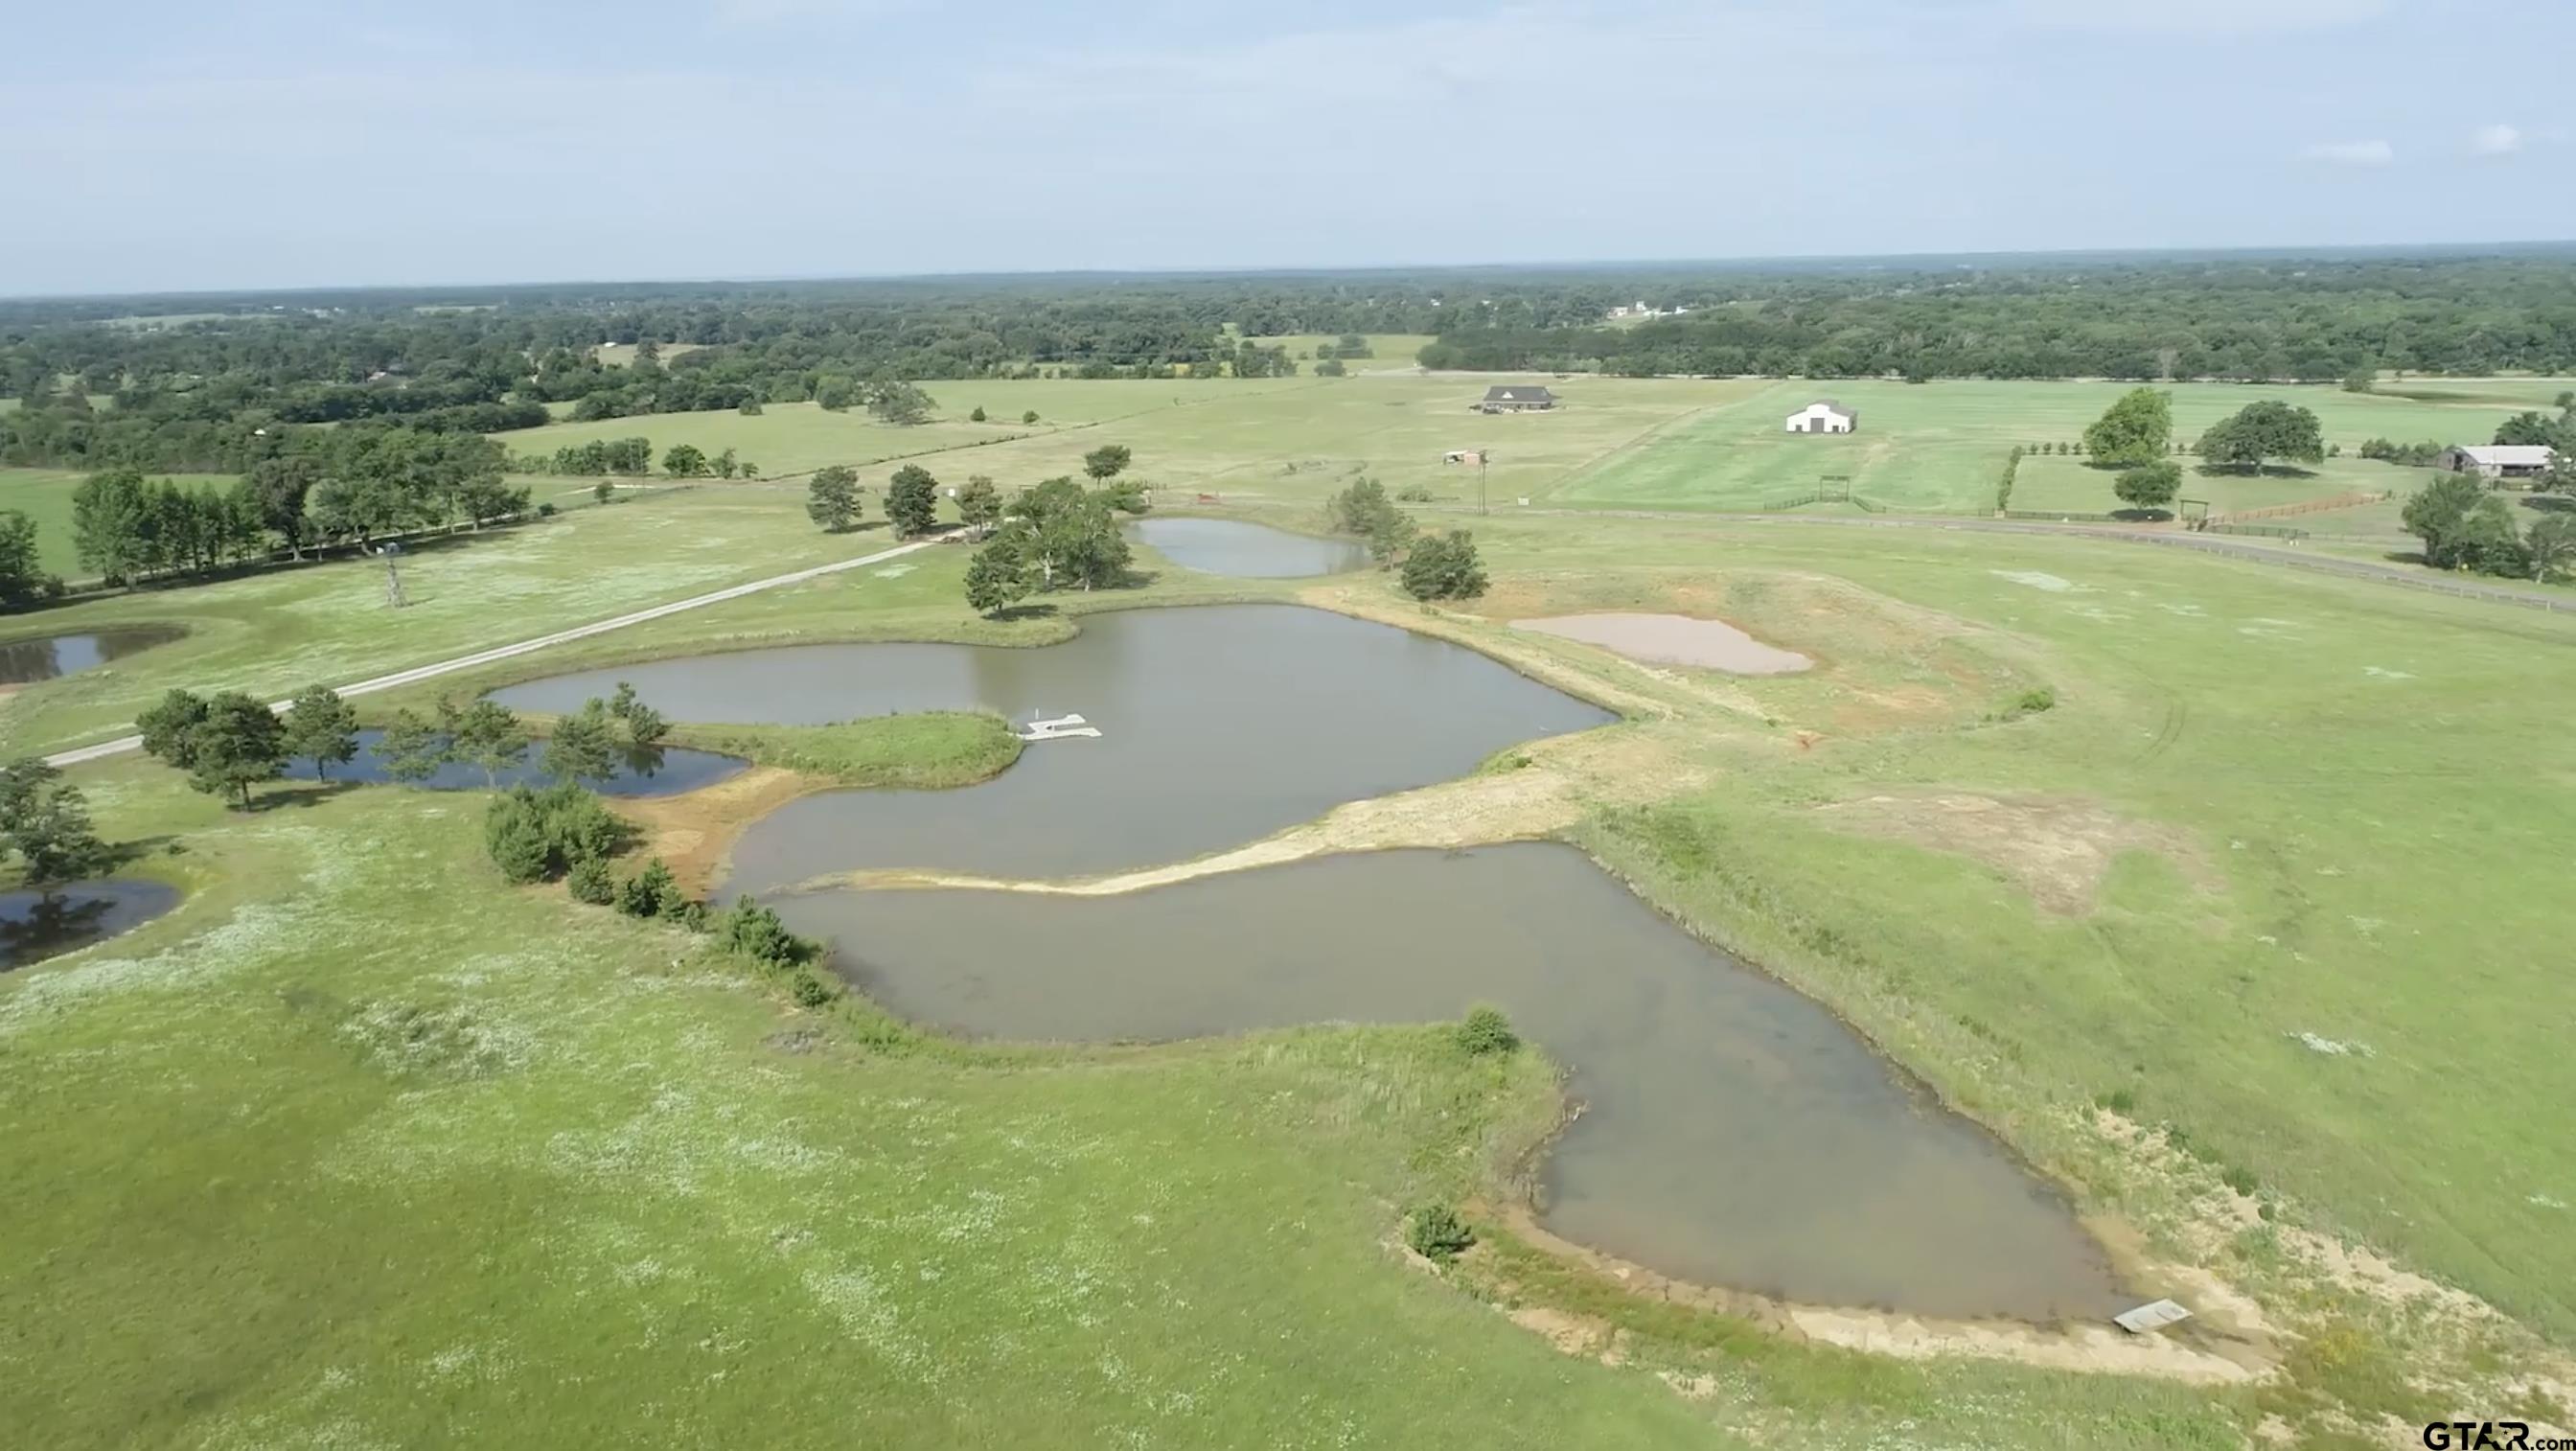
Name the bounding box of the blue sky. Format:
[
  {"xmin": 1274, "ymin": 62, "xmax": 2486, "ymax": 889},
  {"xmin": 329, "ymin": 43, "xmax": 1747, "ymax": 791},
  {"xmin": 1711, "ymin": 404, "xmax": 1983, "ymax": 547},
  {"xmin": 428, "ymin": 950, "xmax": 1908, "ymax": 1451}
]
[{"xmin": 8, "ymin": 0, "xmax": 2570, "ymax": 295}]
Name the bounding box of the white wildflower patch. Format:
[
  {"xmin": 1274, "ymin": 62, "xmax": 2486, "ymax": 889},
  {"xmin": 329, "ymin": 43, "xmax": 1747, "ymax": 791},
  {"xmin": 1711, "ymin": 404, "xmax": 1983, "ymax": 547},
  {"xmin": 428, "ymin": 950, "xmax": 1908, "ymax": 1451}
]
[
  {"xmin": 0, "ymin": 894, "xmax": 324, "ymax": 1042},
  {"xmin": 872, "ymin": 564, "xmax": 916, "ymax": 579},
  {"xmin": 423, "ymin": 1341, "xmax": 517, "ymax": 1385},
  {"xmin": 800, "ymin": 1265, "xmax": 935, "ymax": 1377},
  {"xmin": 2291, "ymin": 1031, "xmax": 2372, "ymax": 1057},
  {"xmin": 2530, "ymin": 1194, "xmax": 2568, "ymax": 1210},
  {"xmin": 1990, "ymin": 569, "xmax": 2079, "ymax": 592},
  {"xmin": 2362, "ymin": 665, "xmax": 2414, "ymax": 680}
]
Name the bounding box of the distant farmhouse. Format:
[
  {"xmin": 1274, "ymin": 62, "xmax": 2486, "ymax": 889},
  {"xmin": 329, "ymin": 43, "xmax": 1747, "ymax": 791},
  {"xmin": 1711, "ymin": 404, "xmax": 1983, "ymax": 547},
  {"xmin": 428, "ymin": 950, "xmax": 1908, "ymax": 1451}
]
[
  {"xmin": 1606, "ymin": 300, "xmax": 1690, "ymax": 321},
  {"xmin": 1481, "ymin": 385, "xmax": 1556, "ymax": 413},
  {"xmin": 2439, "ymin": 444, "xmax": 2556, "ymax": 480},
  {"xmin": 1784, "ymin": 400, "xmax": 1856, "ymax": 434}
]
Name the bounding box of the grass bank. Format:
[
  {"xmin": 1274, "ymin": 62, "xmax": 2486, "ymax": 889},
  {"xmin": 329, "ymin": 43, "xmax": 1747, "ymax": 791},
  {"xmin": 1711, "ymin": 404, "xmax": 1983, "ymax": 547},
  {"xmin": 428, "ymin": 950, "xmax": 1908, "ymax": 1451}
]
[{"xmin": 667, "ymin": 710, "xmax": 1023, "ymax": 789}]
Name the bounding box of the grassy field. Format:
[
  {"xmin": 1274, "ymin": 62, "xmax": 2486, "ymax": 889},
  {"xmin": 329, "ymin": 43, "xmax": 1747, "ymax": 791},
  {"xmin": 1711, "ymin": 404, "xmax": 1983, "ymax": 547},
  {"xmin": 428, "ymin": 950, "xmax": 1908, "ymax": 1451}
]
[
  {"xmin": 2007, "ymin": 454, "xmax": 2426, "ymax": 518},
  {"xmin": 8, "ymin": 377, "xmax": 2576, "ymax": 1443},
  {"xmin": 1244, "ymin": 333, "xmax": 1440, "ymax": 369},
  {"xmin": 484, "ymin": 374, "xmax": 2541, "ymax": 525},
  {"xmin": 1549, "ymin": 379, "xmax": 2531, "ymax": 514}
]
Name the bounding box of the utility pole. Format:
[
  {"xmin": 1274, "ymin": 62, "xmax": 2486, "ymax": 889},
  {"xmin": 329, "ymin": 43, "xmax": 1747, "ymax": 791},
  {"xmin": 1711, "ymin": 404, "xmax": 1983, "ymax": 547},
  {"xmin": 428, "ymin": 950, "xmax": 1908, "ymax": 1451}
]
[{"xmin": 1479, "ymin": 449, "xmax": 1490, "ymax": 516}]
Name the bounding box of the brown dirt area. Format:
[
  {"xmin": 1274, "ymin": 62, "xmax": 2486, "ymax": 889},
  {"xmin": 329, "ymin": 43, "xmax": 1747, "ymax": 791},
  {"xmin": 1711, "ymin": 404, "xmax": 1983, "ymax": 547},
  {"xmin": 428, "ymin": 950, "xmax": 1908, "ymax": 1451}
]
[
  {"xmin": 1814, "ymin": 792, "xmax": 2220, "ymax": 915},
  {"xmin": 612, "ymin": 766, "xmax": 825, "ymax": 895},
  {"xmin": 1511, "ymin": 612, "xmax": 1814, "ymax": 675}
]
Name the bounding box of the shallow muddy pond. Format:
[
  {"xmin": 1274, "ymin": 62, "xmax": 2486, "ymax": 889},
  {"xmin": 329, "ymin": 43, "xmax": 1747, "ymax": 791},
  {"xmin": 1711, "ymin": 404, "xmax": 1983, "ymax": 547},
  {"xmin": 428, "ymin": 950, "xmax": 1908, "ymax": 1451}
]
[
  {"xmin": 1127, "ymin": 518, "xmax": 1368, "ymax": 578},
  {"xmin": 296, "ymin": 730, "xmax": 745, "ymax": 797},
  {"xmin": 0, "ymin": 880, "xmax": 181, "ymax": 972},
  {"xmin": 498, "ymin": 606, "xmax": 1612, "ymax": 880},
  {"xmin": 788, "ymin": 844, "xmax": 2122, "ymax": 1321},
  {"xmin": 0, "ymin": 625, "xmax": 187, "ymax": 685}
]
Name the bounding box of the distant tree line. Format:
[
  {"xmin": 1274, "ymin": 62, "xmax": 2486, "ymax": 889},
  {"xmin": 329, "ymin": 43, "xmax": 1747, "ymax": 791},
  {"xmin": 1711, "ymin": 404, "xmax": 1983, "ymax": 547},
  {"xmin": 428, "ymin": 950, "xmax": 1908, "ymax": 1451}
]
[{"xmin": 11, "ymin": 256, "xmax": 2576, "ymax": 479}]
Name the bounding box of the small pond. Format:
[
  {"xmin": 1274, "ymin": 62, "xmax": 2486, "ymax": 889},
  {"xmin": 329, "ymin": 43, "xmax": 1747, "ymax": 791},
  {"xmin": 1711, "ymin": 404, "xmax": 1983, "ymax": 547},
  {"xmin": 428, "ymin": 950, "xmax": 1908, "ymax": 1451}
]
[
  {"xmin": 295, "ymin": 729, "xmax": 746, "ymax": 797},
  {"xmin": 791, "ymin": 845, "xmax": 2122, "ymax": 1321},
  {"xmin": 0, "ymin": 880, "xmax": 182, "ymax": 972},
  {"xmin": 0, "ymin": 625, "xmax": 188, "ymax": 685},
  {"xmin": 498, "ymin": 606, "xmax": 1612, "ymax": 880},
  {"xmin": 1127, "ymin": 518, "xmax": 1368, "ymax": 578}
]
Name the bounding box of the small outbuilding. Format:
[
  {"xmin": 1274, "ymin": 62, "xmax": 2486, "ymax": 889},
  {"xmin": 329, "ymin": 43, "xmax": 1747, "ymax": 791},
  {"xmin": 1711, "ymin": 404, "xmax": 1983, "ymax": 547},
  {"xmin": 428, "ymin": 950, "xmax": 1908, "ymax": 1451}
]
[
  {"xmin": 1481, "ymin": 385, "xmax": 1556, "ymax": 413},
  {"xmin": 1785, "ymin": 400, "xmax": 1856, "ymax": 434},
  {"xmin": 2438, "ymin": 444, "xmax": 2555, "ymax": 480}
]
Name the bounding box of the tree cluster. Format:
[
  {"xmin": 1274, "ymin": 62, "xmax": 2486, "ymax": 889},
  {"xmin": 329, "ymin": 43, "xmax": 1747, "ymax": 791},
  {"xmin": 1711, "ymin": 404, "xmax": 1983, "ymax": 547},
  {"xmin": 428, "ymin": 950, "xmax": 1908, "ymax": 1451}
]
[
  {"xmin": 961, "ymin": 477, "xmax": 1138, "ymax": 614},
  {"xmin": 0, "ymin": 758, "xmax": 112, "ymax": 895},
  {"xmin": 136, "ymin": 688, "xmax": 289, "ymax": 809},
  {"xmin": 2196, "ymin": 402, "xmax": 2326, "ymax": 472},
  {"xmin": 2402, "ymin": 475, "xmax": 2576, "ymax": 581}
]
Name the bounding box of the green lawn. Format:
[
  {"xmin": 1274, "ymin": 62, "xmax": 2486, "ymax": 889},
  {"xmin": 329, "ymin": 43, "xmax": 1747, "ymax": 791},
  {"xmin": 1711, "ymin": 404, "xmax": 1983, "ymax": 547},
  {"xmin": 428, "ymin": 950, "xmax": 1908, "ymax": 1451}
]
[
  {"xmin": 1244, "ymin": 333, "xmax": 1440, "ymax": 369},
  {"xmin": 2008, "ymin": 454, "xmax": 2426, "ymax": 518},
  {"xmin": 1549, "ymin": 379, "xmax": 2536, "ymax": 513}
]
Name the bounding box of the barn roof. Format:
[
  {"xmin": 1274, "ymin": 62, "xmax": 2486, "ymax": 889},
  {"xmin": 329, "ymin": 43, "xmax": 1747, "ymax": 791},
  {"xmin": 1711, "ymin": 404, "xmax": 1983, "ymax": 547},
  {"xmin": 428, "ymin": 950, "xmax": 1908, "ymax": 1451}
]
[
  {"xmin": 2458, "ymin": 445, "xmax": 2556, "ymax": 467},
  {"xmin": 1484, "ymin": 384, "xmax": 1555, "ymax": 402}
]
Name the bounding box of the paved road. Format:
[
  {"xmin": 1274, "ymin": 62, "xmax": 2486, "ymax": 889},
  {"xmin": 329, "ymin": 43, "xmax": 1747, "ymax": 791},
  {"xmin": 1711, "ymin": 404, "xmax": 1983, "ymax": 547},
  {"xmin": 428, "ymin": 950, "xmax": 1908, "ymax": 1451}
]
[
  {"xmin": 43, "ymin": 535, "xmax": 950, "ymax": 769},
  {"xmin": 1437, "ymin": 505, "xmax": 2576, "ymax": 614}
]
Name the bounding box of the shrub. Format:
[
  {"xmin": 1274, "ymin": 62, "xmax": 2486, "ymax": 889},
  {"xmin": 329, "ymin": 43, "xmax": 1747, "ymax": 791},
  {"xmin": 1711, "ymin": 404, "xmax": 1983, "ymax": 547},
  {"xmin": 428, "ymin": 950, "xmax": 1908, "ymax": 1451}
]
[
  {"xmin": 1406, "ymin": 1203, "xmax": 1474, "ymax": 1261},
  {"xmin": 566, "ymin": 856, "xmax": 616, "ymax": 905},
  {"xmin": 2221, "ymin": 1164, "xmax": 2260, "ymax": 1197},
  {"xmin": 484, "ymin": 802, "xmax": 552, "ymax": 884},
  {"xmin": 1021, "ymin": 409, "xmax": 1039, "ymax": 425},
  {"xmin": 718, "ymin": 895, "xmax": 817, "ymax": 969},
  {"xmin": 617, "ymin": 858, "xmax": 682, "ymax": 918},
  {"xmin": 1456, "ymin": 1004, "xmax": 1519, "ymax": 1055},
  {"xmin": 2096, "ymin": 1087, "xmax": 2136, "ymax": 1114},
  {"xmin": 1394, "ymin": 484, "xmax": 1436, "ymax": 502},
  {"xmin": 536, "ymin": 501, "xmax": 558, "ymax": 518},
  {"xmin": 970, "ymin": 405, "xmax": 987, "ymax": 422},
  {"xmin": 1400, "ymin": 530, "xmax": 1487, "ymax": 601},
  {"xmin": 2012, "ymin": 686, "xmax": 2057, "ymax": 716},
  {"xmin": 791, "ymin": 970, "xmax": 836, "ymax": 1007}
]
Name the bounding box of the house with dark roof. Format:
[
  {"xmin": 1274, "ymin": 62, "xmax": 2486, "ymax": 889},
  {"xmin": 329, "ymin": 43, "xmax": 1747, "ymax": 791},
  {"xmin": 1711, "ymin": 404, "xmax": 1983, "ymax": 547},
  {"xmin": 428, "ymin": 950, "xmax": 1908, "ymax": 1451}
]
[
  {"xmin": 1784, "ymin": 399, "xmax": 1856, "ymax": 434},
  {"xmin": 1480, "ymin": 384, "xmax": 1556, "ymax": 413}
]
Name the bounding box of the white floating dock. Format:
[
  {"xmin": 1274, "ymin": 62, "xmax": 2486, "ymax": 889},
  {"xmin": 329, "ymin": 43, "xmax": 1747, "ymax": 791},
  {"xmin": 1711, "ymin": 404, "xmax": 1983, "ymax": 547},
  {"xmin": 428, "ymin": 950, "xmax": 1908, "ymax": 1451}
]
[
  {"xmin": 1018, "ymin": 712, "xmax": 1101, "ymax": 742},
  {"xmin": 2112, "ymin": 1299, "xmax": 2192, "ymax": 1334}
]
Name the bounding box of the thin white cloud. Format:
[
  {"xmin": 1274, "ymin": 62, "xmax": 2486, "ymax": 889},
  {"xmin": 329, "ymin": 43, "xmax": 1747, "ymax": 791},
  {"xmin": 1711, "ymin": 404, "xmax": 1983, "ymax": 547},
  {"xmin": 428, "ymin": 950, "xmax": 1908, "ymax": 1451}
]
[
  {"xmin": 2472, "ymin": 123, "xmax": 2522, "ymax": 156},
  {"xmin": 2013, "ymin": 0, "xmax": 2392, "ymax": 35},
  {"xmin": 2305, "ymin": 139, "xmax": 2395, "ymax": 167}
]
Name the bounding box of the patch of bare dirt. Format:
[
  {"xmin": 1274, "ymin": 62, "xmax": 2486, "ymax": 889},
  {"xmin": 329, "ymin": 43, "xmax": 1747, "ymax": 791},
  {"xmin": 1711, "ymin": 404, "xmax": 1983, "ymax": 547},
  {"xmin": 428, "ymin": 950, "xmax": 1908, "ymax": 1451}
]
[
  {"xmin": 612, "ymin": 766, "xmax": 826, "ymax": 896},
  {"xmin": 1814, "ymin": 792, "xmax": 2219, "ymax": 915},
  {"xmin": 1485, "ymin": 1204, "xmax": 2263, "ymax": 1386}
]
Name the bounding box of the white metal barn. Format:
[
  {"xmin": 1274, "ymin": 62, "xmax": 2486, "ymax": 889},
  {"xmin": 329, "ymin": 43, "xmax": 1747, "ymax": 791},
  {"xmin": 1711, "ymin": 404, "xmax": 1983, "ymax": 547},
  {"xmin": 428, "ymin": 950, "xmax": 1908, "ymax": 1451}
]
[{"xmin": 1784, "ymin": 400, "xmax": 1857, "ymax": 434}]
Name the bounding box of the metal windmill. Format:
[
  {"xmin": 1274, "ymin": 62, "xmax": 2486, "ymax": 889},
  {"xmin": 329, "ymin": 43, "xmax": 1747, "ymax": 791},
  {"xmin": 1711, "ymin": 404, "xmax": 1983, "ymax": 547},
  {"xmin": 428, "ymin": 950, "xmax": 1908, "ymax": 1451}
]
[{"xmin": 380, "ymin": 541, "xmax": 408, "ymax": 609}]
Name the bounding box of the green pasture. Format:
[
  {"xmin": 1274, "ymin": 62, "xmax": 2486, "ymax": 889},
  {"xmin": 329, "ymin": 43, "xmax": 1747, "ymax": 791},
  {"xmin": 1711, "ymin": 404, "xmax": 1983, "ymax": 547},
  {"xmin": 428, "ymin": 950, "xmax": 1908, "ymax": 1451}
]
[
  {"xmin": 1243, "ymin": 333, "xmax": 1440, "ymax": 368},
  {"xmin": 1549, "ymin": 379, "xmax": 2534, "ymax": 513},
  {"xmin": 2006, "ymin": 454, "xmax": 2425, "ymax": 518}
]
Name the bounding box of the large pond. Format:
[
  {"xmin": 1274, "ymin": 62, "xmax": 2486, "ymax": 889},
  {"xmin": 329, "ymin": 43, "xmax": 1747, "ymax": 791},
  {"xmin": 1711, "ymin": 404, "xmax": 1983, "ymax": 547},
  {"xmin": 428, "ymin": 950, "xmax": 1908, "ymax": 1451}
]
[
  {"xmin": 800, "ymin": 845, "xmax": 2121, "ymax": 1321},
  {"xmin": 0, "ymin": 880, "xmax": 181, "ymax": 972},
  {"xmin": 295, "ymin": 729, "xmax": 746, "ymax": 797},
  {"xmin": 494, "ymin": 603, "xmax": 2123, "ymax": 1320},
  {"xmin": 0, "ymin": 625, "xmax": 187, "ymax": 685},
  {"xmin": 1127, "ymin": 518, "xmax": 1368, "ymax": 578},
  {"xmin": 498, "ymin": 606, "xmax": 1612, "ymax": 880}
]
